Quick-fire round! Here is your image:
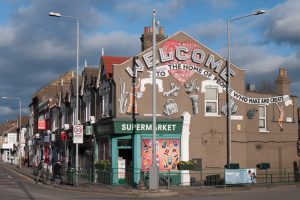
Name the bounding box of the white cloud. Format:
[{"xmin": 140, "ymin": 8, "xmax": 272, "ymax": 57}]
[
  {"xmin": 114, "ymin": 0, "xmax": 187, "ymax": 20},
  {"xmin": 189, "ymin": 19, "xmax": 226, "ymax": 41},
  {"xmin": 265, "ymin": 0, "xmax": 300, "ymax": 45},
  {"xmin": 82, "ymin": 31, "xmax": 140, "ymax": 56},
  {"xmin": 0, "ymin": 106, "xmax": 14, "ymax": 116},
  {"xmin": 0, "ymin": 26, "xmax": 15, "ymax": 47},
  {"xmin": 230, "ymin": 45, "xmax": 286, "ymax": 74},
  {"xmin": 203, "ymin": 0, "xmax": 236, "ymax": 8}
]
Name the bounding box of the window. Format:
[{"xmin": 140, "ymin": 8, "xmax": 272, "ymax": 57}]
[
  {"xmin": 85, "ymin": 101, "xmax": 91, "ymax": 122},
  {"xmin": 52, "ymin": 109, "xmax": 57, "ymax": 131},
  {"xmin": 259, "ymin": 105, "xmax": 267, "ymax": 132},
  {"xmin": 61, "ymin": 106, "xmax": 66, "ymax": 129},
  {"xmin": 205, "ymin": 87, "xmax": 218, "ymax": 115}
]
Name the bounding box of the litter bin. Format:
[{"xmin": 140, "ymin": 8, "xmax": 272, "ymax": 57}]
[{"xmin": 66, "ymin": 168, "xmax": 75, "ymax": 185}]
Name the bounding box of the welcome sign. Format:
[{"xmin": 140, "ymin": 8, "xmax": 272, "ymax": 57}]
[
  {"xmin": 125, "ymin": 39, "xmax": 292, "ymax": 105},
  {"xmin": 155, "ymin": 64, "xmax": 292, "ymax": 105}
]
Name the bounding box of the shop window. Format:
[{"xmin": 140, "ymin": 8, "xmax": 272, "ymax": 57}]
[
  {"xmin": 118, "ymin": 139, "xmax": 132, "ymax": 147},
  {"xmin": 259, "ymin": 105, "xmax": 267, "ymax": 132},
  {"xmin": 205, "ymin": 87, "xmax": 218, "ymax": 115},
  {"xmin": 141, "ymin": 139, "xmax": 180, "ymax": 172}
]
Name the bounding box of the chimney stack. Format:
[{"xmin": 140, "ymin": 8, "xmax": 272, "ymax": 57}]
[
  {"xmin": 275, "ymin": 68, "xmax": 290, "ymax": 95},
  {"xmin": 140, "ymin": 26, "xmax": 167, "ymax": 51}
]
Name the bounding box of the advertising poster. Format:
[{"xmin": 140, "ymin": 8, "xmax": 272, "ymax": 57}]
[
  {"xmin": 141, "ymin": 139, "xmax": 180, "ymax": 172},
  {"xmin": 225, "ymin": 168, "xmax": 257, "ymax": 184}
]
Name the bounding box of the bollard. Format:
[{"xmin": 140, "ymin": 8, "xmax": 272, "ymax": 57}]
[
  {"xmin": 137, "ymin": 170, "xmax": 146, "ymax": 190},
  {"xmin": 167, "ymin": 169, "xmax": 170, "ymax": 190}
]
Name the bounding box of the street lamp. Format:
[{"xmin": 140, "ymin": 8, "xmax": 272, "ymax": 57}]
[
  {"xmin": 149, "ymin": 10, "xmax": 159, "ymax": 190},
  {"xmin": 227, "ymin": 10, "xmax": 266, "ymax": 165},
  {"xmin": 2, "ymin": 96, "xmax": 22, "ymax": 170},
  {"xmin": 49, "ymin": 11, "xmax": 80, "ymax": 186}
]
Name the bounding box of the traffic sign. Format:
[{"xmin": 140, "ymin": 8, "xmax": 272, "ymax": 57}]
[{"xmin": 73, "ymin": 125, "xmax": 83, "ymax": 144}]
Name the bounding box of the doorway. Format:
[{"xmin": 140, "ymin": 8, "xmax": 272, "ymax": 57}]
[{"xmin": 118, "ymin": 148, "xmax": 132, "ymax": 184}]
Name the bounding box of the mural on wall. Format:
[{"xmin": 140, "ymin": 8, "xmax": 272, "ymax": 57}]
[
  {"xmin": 118, "ymin": 77, "xmax": 129, "ymax": 114},
  {"xmin": 141, "ymin": 139, "xmax": 180, "ymax": 172},
  {"xmin": 126, "ymin": 79, "xmax": 143, "ymax": 114},
  {"xmin": 221, "ymin": 99, "xmax": 238, "ymax": 116},
  {"xmin": 140, "ymin": 71, "xmax": 164, "ymax": 93},
  {"xmin": 163, "ymin": 83, "xmax": 180, "ymax": 97},
  {"xmin": 163, "ymin": 99, "xmax": 179, "ymax": 116},
  {"xmin": 189, "ymin": 95, "xmax": 199, "ymax": 114},
  {"xmin": 185, "ymin": 79, "xmax": 200, "ymax": 114},
  {"xmin": 276, "ymin": 103, "xmax": 285, "ymax": 131},
  {"xmin": 160, "ymin": 40, "xmax": 204, "ymax": 85},
  {"xmin": 247, "ymin": 108, "xmax": 258, "ymax": 119},
  {"xmin": 185, "ymin": 79, "xmax": 200, "ymax": 94},
  {"xmin": 123, "ymin": 38, "xmax": 293, "ymax": 116}
]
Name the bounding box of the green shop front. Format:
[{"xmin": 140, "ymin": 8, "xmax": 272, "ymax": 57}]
[{"xmin": 94, "ymin": 117, "xmax": 183, "ymax": 185}]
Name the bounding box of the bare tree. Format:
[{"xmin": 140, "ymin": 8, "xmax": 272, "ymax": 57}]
[{"xmin": 257, "ymin": 80, "xmax": 276, "ymax": 94}]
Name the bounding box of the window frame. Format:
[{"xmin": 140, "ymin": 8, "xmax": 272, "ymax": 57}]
[
  {"xmin": 259, "ymin": 105, "xmax": 267, "ymax": 132},
  {"xmin": 204, "ymin": 86, "xmax": 219, "ymax": 116}
]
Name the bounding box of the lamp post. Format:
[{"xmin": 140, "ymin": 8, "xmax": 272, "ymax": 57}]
[
  {"xmin": 2, "ymin": 96, "xmax": 22, "ymax": 170},
  {"xmin": 149, "ymin": 10, "xmax": 159, "ymax": 190},
  {"xmin": 49, "ymin": 12, "xmax": 80, "ymax": 186},
  {"xmin": 226, "ymin": 10, "xmax": 266, "ymax": 165}
]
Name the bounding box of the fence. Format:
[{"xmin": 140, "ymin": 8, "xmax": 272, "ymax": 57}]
[
  {"xmin": 96, "ymin": 168, "xmax": 300, "ymax": 188},
  {"xmin": 37, "ymin": 167, "xmax": 300, "ymax": 188}
]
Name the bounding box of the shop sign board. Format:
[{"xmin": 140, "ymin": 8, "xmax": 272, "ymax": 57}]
[
  {"xmin": 95, "ymin": 124, "xmax": 113, "ymax": 135},
  {"xmin": 44, "ymin": 135, "xmax": 50, "ymax": 143},
  {"xmin": 38, "ymin": 119, "xmax": 46, "ymax": 130},
  {"xmin": 114, "ymin": 121, "xmax": 183, "ymax": 134},
  {"xmin": 73, "ymin": 125, "xmax": 83, "ymax": 144},
  {"xmin": 225, "ymin": 168, "xmax": 256, "ymax": 184},
  {"xmin": 85, "ymin": 125, "xmax": 93, "ymax": 136}
]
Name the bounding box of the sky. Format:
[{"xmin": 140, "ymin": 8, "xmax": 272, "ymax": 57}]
[{"xmin": 0, "ymin": 0, "xmax": 299, "ymax": 123}]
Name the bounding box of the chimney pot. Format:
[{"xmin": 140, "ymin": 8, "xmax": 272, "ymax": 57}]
[
  {"xmin": 279, "ymin": 68, "xmax": 285, "ymax": 77},
  {"xmin": 149, "ymin": 27, "xmax": 153, "ymax": 33},
  {"xmin": 144, "ymin": 27, "xmax": 149, "ymax": 34},
  {"xmin": 159, "ymin": 27, "xmax": 164, "ymax": 35}
]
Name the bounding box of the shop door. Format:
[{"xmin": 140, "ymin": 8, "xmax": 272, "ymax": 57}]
[
  {"xmin": 117, "ymin": 138, "xmax": 132, "ymax": 184},
  {"xmin": 118, "ymin": 148, "xmax": 132, "ymax": 184}
]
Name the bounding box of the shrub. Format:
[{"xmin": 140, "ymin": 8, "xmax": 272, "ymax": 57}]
[
  {"xmin": 95, "ymin": 160, "xmax": 111, "ymax": 170},
  {"xmin": 177, "ymin": 160, "xmax": 196, "ymax": 170}
]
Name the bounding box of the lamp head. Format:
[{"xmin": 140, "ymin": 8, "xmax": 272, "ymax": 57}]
[
  {"xmin": 49, "ymin": 12, "xmax": 61, "ymax": 17},
  {"xmin": 255, "ymin": 10, "xmax": 266, "ymax": 15}
]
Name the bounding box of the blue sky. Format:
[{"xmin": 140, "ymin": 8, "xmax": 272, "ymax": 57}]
[{"xmin": 0, "ymin": 0, "xmax": 299, "ymax": 123}]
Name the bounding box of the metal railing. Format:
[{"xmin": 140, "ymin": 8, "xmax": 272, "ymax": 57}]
[{"xmin": 33, "ymin": 166, "xmax": 300, "ymax": 188}]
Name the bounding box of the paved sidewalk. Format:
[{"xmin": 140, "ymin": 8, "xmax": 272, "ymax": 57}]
[
  {"xmin": 2, "ymin": 162, "xmax": 298, "ymax": 198},
  {"xmin": 0, "ymin": 162, "xmax": 179, "ymax": 197}
]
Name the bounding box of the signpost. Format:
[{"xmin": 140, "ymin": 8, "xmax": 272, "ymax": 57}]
[{"xmin": 73, "ymin": 125, "xmax": 83, "ymax": 144}]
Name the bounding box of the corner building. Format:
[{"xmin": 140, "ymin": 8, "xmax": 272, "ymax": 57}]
[{"xmin": 95, "ymin": 29, "xmax": 298, "ymax": 185}]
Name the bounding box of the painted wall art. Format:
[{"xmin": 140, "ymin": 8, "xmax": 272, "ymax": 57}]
[{"xmin": 141, "ymin": 139, "xmax": 180, "ymax": 172}]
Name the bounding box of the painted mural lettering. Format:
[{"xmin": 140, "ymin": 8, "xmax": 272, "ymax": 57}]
[
  {"xmin": 125, "ymin": 59, "xmax": 145, "ymax": 77},
  {"xmin": 124, "ymin": 40, "xmax": 292, "ymax": 106},
  {"xmin": 125, "ymin": 40, "xmax": 228, "ymax": 82},
  {"xmin": 204, "ymin": 54, "xmax": 223, "ymax": 73},
  {"xmin": 157, "ymin": 64, "xmax": 292, "ymax": 105}
]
